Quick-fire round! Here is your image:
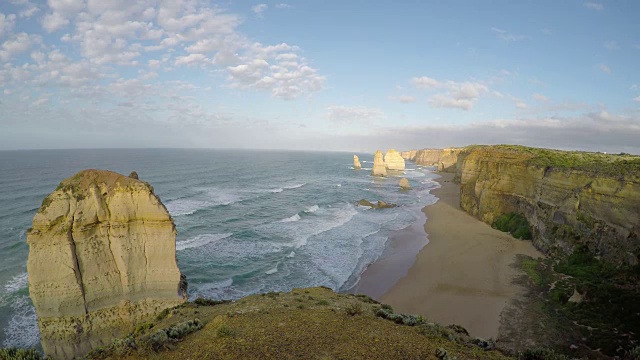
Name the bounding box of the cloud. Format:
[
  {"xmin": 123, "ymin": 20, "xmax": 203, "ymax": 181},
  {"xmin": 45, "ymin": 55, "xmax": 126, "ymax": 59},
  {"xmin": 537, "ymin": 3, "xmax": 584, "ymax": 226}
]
[
  {"xmin": 411, "ymin": 76, "xmax": 440, "ymax": 88},
  {"xmin": 515, "ymin": 101, "xmax": 528, "ymax": 109},
  {"xmin": 0, "ymin": 13, "xmax": 17, "ymax": 38},
  {"xmin": 275, "ymin": 3, "xmax": 292, "ymax": 9},
  {"xmin": 252, "ymin": 4, "xmax": 268, "ymax": 16},
  {"xmin": 429, "ymin": 95, "xmax": 474, "ymax": 110},
  {"xmin": 584, "ymin": 2, "xmax": 604, "ymax": 10},
  {"xmin": 532, "ymin": 93, "xmax": 549, "ymax": 102},
  {"xmin": 174, "ymin": 53, "xmax": 210, "ymax": 66},
  {"xmin": 0, "ymin": 32, "xmax": 41, "ymax": 61},
  {"xmin": 327, "ymin": 106, "xmax": 384, "ymax": 123},
  {"xmin": 604, "ymin": 41, "xmax": 619, "ymax": 50},
  {"xmin": 411, "ymin": 76, "xmax": 488, "ymax": 111},
  {"xmin": 491, "ymin": 27, "xmax": 527, "ymax": 42},
  {"xmin": 600, "ymin": 64, "xmax": 612, "ymax": 74},
  {"xmin": 634, "ymin": 96, "xmax": 640, "ymax": 102},
  {"xmin": 395, "ymin": 95, "xmax": 416, "ymax": 103}
]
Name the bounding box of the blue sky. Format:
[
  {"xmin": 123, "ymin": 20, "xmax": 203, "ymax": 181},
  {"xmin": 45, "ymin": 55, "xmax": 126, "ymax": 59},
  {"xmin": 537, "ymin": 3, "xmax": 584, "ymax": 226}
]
[{"xmin": 1, "ymin": 0, "xmax": 639, "ymax": 152}]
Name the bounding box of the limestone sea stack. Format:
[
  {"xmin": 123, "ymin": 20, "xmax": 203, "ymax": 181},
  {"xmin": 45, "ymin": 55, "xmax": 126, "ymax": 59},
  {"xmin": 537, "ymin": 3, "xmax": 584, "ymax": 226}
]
[
  {"xmin": 399, "ymin": 178, "xmax": 412, "ymax": 190},
  {"xmin": 353, "ymin": 155, "xmax": 362, "ymax": 169},
  {"xmin": 371, "ymin": 150, "xmax": 387, "ymax": 176},
  {"xmin": 27, "ymin": 169, "xmax": 187, "ymax": 359},
  {"xmin": 384, "ymin": 149, "xmax": 405, "ymax": 171}
]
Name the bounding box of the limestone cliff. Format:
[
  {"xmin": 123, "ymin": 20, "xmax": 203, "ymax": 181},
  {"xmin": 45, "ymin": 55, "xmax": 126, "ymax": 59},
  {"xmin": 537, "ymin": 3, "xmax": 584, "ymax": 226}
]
[
  {"xmin": 353, "ymin": 155, "xmax": 362, "ymax": 169},
  {"xmin": 27, "ymin": 169, "xmax": 187, "ymax": 359},
  {"xmin": 400, "ymin": 150, "xmax": 417, "ymax": 161},
  {"xmin": 372, "ymin": 150, "xmax": 387, "ymax": 177},
  {"xmin": 384, "ymin": 149, "xmax": 405, "ymax": 171},
  {"xmin": 458, "ymin": 145, "xmax": 640, "ymax": 265},
  {"xmin": 411, "ymin": 148, "xmax": 464, "ymax": 172}
]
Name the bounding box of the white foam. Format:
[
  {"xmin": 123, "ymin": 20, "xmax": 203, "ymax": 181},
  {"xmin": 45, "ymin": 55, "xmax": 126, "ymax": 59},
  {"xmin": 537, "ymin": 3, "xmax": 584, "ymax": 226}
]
[
  {"xmin": 4, "ymin": 272, "xmax": 28, "ymax": 293},
  {"xmin": 165, "ymin": 199, "xmax": 213, "ymax": 216},
  {"xmin": 281, "ymin": 213, "xmax": 301, "ymax": 222},
  {"xmin": 286, "ymin": 251, "xmax": 296, "ymax": 258},
  {"xmin": 265, "ymin": 264, "xmax": 279, "ymax": 275},
  {"xmin": 198, "ymin": 278, "xmax": 233, "ymax": 291},
  {"xmin": 283, "ymin": 183, "xmax": 305, "ymax": 189},
  {"xmin": 176, "ymin": 233, "xmax": 233, "ymax": 251},
  {"xmin": 2, "ymin": 296, "xmax": 39, "ymax": 349},
  {"xmin": 336, "ymin": 184, "xmax": 341, "ymax": 187},
  {"xmin": 304, "ymin": 205, "xmax": 319, "ymax": 213},
  {"xmin": 268, "ymin": 188, "xmax": 284, "ymax": 193}
]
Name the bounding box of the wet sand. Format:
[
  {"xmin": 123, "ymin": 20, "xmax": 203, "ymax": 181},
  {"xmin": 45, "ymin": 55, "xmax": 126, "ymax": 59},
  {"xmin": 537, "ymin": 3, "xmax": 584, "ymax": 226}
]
[{"xmin": 358, "ymin": 172, "xmax": 541, "ymax": 339}]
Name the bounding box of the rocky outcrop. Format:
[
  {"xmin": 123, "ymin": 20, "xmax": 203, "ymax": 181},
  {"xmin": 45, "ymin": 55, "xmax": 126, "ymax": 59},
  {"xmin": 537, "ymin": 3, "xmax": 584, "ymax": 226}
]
[
  {"xmin": 357, "ymin": 199, "xmax": 397, "ymax": 209},
  {"xmin": 372, "ymin": 150, "xmax": 387, "ymax": 177},
  {"xmin": 353, "ymin": 155, "xmax": 362, "ymax": 169},
  {"xmin": 399, "ymin": 178, "xmax": 412, "ymax": 190},
  {"xmin": 412, "ymin": 148, "xmax": 464, "ymax": 172},
  {"xmin": 401, "ymin": 150, "xmax": 417, "ymax": 161},
  {"xmin": 128, "ymin": 171, "xmax": 139, "ymax": 179},
  {"xmin": 384, "ymin": 149, "xmax": 405, "ymax": 171},
  {"xmin": 27, "ymin": 169, "xmax": 187, "ymax": 359},
  {"xmin": 458, "ymin": 145, "xmax": 640, "ymax": 265}
]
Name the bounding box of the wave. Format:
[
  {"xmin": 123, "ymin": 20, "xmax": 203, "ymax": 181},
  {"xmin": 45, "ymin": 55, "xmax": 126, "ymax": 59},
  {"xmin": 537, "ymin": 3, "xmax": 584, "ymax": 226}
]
[
  {"xmin": 281, "ymin": 214, "xmax": 301, "ymax": 222},
  {"xmin": 265, "ymin": 264, "xmax": 279, "ymax": 275},
  {"xmin": 2, "ymin": 295, "xmax": 39, "ymax": 348},
  {"xmin": 176, "ymin": 233, "xmax": 233, "ymax": 251},
  {"xmin": 304, "ymin": 205, "xmax": 319, "ymax": 213},
  {"xmin": 3, "ymin": 272, "xmax": 28, "ymax": 293},
  {"xmin": 283, "ymin": 183, "xmax": 305, "ymax": 189},
  {"xmin": 268, "ymin": 188, "xmax": 283, "ymax": 193},
  {"xmin": 286, "ymin": 251, "xmax": 296, "ymax": 258}
]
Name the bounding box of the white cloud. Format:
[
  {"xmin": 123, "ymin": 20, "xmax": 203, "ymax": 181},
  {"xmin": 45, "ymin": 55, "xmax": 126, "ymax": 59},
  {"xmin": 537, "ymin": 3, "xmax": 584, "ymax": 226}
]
[
  {"xmin": 396, "ymin": 95, "xmax": 416, "ymax": 103},
  {"xmin": 429, "ymin": 95, "xmax": 473, "ymax": 110},
  {"xmin": 175, "ymin": 53, "xmax": 210, "ymax": 66},
  {"xmin": 327, "ymin": 106, "xmax": 384, "ymax": 123},
  {"xmin": 491, "ymin": 27, "xmax": 526, "ymax": 42},
  {"xmin": 252, "ymin": 4, "xmax": 268, "ymax": 16},
  {"xmin": 516, "ymin": 101, "xmax": 528, "ymax": 109},
  {"xmin": 584, "ymin": 2, "xmax": 604, "ymax": 10},
  {"xmin": 0, "ymin": 32, "xmax": 41, "ymax": 61},
  {"xmin": 411, "ymin": 76, "xmax": 440, "ymax": 88},
  {"xmin": 275, "ymin": 3, "xmax": 292, "ymax": 9},
  {"xmin": 604, "ymin": 41, "xmax": 619, "ymax": 50},
  {"xmin": 633, "ymin": 96, "xmax": 640, "ymax": 102},
  {"xmin": 0, "ymin": 13, "xmax": 17, "ymax": 38},
  {"xmin": 600, "ymin": 64, "xmax": 612, "ymax": 74},
  {"xmin": 41, "ymin": 12, "xmax": 69, "ymax": 32},
  {"xmin": 532, "ymin": 93, "xmax": 549, "ymax": 102}
]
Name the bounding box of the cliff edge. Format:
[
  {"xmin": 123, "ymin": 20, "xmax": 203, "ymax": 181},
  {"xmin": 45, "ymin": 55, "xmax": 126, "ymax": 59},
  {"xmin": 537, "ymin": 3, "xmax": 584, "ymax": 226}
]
[{"xmin": 27, "ymin": 169, "xmax": 187, "ymax": 359}]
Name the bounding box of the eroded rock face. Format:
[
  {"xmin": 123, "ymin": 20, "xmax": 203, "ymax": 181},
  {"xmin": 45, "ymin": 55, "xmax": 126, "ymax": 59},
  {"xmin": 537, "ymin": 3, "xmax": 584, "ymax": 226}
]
[
  {"xmin": 400, "ymin": 150, "xmax": 417, "ymax": 161},
  {"xmin": 384, "ymin": 149, "xmax": 405, "ymax": 171},
  {"xmin": 27, "ymin": 169, "xmax": 187, "ymax": 359},
  {"xmin": 412, "ymin": 148, "xmax": 464, "ymax": 172},
  {"xmin": 458, "ymin": 146, "xmax": 640, "ymax": 265},
  {"xmin": 353, "ymin": 155, "xmax": 362, "ymax": 169},
  {"xmin": 399, "ymin": 178, "xmax": 412, "ymax": 190},
  {"xmin": 372, "ymin": 150, "xmax": 387, "ymax": 177}
]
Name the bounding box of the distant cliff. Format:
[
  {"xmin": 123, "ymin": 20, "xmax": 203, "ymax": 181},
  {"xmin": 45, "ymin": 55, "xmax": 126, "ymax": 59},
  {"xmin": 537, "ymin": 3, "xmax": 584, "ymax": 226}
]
[
  {"xmin": 27, "ymin": 169, "xmax": 187, "ymax": 358},
  {"xmin": 402, "ymin": 148, "xmax": 464, "ymax": 172},
  {"xmin": 457, "ymin": 145, "xmax": 640, "ymax": 266}
]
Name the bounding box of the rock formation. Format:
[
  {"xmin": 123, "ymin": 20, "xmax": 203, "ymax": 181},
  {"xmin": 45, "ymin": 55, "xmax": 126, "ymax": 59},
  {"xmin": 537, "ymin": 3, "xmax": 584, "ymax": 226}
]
[
  {"xmin": 353, "ymin": 155, "xmax": 362, "ymax": 169},
  {"xmin": 384, "ymin": 149, "xmax": 405, "ymax": 171},
  {"xmin": 410, "ymin": 148, "xmax": 464, "ymax": 172},
  {"xmin": 27, "ymin": 169, "xmax": 187, "ymax": 359},
  {"xmin": 400, "ymin": 150, "xmax": 417, "ymax": 161},
  {"xmin": 357, "ymin": 199, "xmax": 397, "ymax": 209},
  {"xmin": 371, "ymin": 150, "xmax": 387, "ymax": 177},
  {"xmin": 457, "ymin": 145, "xmax": 640, "ymax": 265},
  {"xmin": 128, "ymin": 171, "xmax": 139, "ymax": 179},
  {"xmin": 399, "ymin": 178, "xmax": 412, "ymax": 190}
]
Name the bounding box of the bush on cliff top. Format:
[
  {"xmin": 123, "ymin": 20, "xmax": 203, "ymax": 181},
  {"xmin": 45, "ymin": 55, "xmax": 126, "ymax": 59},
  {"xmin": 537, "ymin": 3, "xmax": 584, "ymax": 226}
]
[
  {"xmin": 0, "ymin": 348, "xmax": 42, "ymax": 360},
  {"xmin": 493, "ymin": 213, "xmax": 532, "ymax": 240}
]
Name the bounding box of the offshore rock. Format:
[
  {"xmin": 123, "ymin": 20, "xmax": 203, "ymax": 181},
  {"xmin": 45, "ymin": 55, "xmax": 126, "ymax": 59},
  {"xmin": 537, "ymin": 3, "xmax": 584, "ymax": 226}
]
[
  {"xmin": 372, "ymin": 150, "xmax": 387, "ymax": 177},
  {"xmin": 357, "ymin": 199, "xmax": 397, "ymax": 209},
  {"xmin": 353, "ymin": 155, "xmax": 362, "ymax": 169},
  {"xmin": 27, "ymin": 169, "xmax": 187, "ymax": 359},
  {"xmin": 401, "ymin": 150, "xmax": 417, "ymax": 161},
  {"xmin": 384, "ymin": 149, "xmax": 406, "ymax": 171},
  {"xmin": 399, "ymin": 178, "xmax": 412, "ymax": 190}
]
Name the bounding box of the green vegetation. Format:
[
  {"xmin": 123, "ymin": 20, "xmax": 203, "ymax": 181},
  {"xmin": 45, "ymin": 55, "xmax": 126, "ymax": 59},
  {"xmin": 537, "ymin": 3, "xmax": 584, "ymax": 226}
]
[
  {"xmin": 517, "ymin": 347, "xmax": 570, "ymax": 360},
  {"xmin": 344, "ymin": 302, "xmax": 363, "ymax": 316},
  {"xmin": 215, "ymin": 324, "xmax": 235, "ymax": 338},
  {"xmin": 492, "ymin": 213, "xmax": 532, "ymax": 240},
  {"xmin": 193, "ymin": 297, "xmax": 230, "ymax": 306},
  {"xmin": 519, "ymin": 247, "xmax": 640, "ymax": 358},
  {"xmin": 0, "ymin": 348, "xmax": 42, "ymax": 360}
]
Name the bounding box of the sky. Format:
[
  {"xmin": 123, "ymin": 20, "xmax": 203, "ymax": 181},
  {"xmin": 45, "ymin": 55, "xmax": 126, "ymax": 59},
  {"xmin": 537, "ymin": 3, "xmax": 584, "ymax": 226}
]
[{"xmin": 0, "ymin": 0, "xmax": 639, "ymax": 153}]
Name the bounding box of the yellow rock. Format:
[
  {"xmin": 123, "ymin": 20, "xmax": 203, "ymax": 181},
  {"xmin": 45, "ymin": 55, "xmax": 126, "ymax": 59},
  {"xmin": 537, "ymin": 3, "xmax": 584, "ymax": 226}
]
[
  {"xmin": 353, "ymin": 155, "xmax": 362, "ymax": 169},
  {"xmin": 371, "ymin": 150, "xmax": 387, "ymax": 177},
  {"xmin": 384, "ymin": 149, "xmax": 405, "ymax": 171}
]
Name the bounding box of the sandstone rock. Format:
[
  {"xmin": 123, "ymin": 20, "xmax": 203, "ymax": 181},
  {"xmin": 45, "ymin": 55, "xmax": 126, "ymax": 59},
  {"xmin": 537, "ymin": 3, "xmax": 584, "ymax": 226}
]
[
  {"xmin": 356, "ymin": 199, "xmax": 397, "ymax": 209},
  {"xmin": 384, "ymin": 149, "xmax": 405, "ymax": 171},
  {"xmin": 400, "ymin": 150, "xmax": 417, "ymax": 161},
  {"xmin": 412, "ymin": 148, "xmax": 464, "ymax": 173},
  {"xmin": 27, "ymin": 169, "xmax": 187, "ymax": 359},
  {"xmin": 399, "ymin": 178, "xmax": 412, "ymax": 190},
  {"xmin": 371, "ymin": 150, "xmax": 387, "ymax": 177},
  {"xmin": 357, "ymin": 199, "xmax": 376, "ymax": 207},
  {"xmin": 129, "ymin": 171, "xmax": 139, "ymax": 179},
  {"xmin": 377, "ymin": 200, "xmax": 397, "ymax": 209},
  {"xmin": 568, "ymin": 288, "xmax": 584, "ymax": 303},
  {"xmin": 353, "ymin": 155, "xmax": 362, "ymax": 169}
]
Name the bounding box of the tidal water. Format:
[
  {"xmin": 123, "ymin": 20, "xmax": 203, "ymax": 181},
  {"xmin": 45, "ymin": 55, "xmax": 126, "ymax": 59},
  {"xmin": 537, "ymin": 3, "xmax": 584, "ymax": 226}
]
[{"xmin": 0, "ymin": 149, "xmax": 438, "ymax": 348}]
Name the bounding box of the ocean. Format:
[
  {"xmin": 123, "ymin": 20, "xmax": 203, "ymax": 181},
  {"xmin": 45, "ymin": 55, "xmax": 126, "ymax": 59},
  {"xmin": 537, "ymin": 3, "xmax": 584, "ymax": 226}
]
[{"xmin": 0, "ymin": 149, "xmax": 438, "ymax": 348}]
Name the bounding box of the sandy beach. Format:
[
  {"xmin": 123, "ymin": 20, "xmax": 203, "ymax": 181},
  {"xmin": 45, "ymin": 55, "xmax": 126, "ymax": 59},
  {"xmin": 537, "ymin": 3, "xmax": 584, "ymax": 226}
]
[{"xmin": 362, "ymin": 172, "xmax": 541, "ymax": 339}]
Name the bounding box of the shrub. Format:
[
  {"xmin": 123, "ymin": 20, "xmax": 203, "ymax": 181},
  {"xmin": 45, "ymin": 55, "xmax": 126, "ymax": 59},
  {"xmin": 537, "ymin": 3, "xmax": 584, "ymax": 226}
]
[
  {"xmin": 194, "ymin": 297, "xmax": 230, "ymax": 306},
  {"xmin": 345, "ymin": 302, "xmax": 363, "ymax": 316},
  {"xmin": 155, "ymin": 308, "xmax": 170, "ymax": 321},
  {"xmin": 0, "ymin": 348, "xmax": 42, "ymax": 360},
  {"xmin": 134, "ymin": 322, "xmax": 154, "ymax": 334},
  {"xmin": 355, "ymin": 294, "xmax": 379, "ymax": 304},
  {"xmin": 518, "ymin": 347, "xmax": 570, "ymax": 360},
  {"xmin": 216, "ymin": 324, "xmax": 235, "ymax": 338},
  {"xmin": 381, "ymin": 303, "xmax": 393, "ymax": 312},
  {"xmin": 493, "ymin": 213, "xmax": 532, "ymax": 240},
  {"xmin": 316, "ymin": 300, "xmax": 329, "ymax": 306}
]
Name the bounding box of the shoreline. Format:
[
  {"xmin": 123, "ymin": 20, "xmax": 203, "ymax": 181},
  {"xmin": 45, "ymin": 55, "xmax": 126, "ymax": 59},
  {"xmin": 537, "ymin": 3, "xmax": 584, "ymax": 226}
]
[{"xmin": 356, "ymin": 172, "xmax": 541, "ymax": 339}]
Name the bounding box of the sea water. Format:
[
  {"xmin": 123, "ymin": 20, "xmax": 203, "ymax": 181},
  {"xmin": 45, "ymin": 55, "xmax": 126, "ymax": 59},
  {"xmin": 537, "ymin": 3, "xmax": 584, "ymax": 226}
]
[{"xmin": 0, "ymin": 149, "xmax": 438, "ymax": 348}]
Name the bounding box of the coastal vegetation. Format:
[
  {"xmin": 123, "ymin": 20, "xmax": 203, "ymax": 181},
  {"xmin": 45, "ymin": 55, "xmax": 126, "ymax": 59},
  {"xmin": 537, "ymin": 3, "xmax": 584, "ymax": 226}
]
[{"xmin": 492, "ymin": 213, "xmax": 532, "ymax": 240}]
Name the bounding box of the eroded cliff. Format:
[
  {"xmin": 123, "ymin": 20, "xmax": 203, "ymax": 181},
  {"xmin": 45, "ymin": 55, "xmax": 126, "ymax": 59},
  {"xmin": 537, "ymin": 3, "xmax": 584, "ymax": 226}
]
[
  {"xmin": 384, "ymin": 149, "xmax": 405, "ymax": 171},
  {"xmin": 372, "ymin": 150, "xmax": 387, "ymax": 176},
  {"xmin": 27, "ymin": 169, "xmax": 187, "ymax": 358},
  {"xmin": 458, "ymin": 145, "xmax": 640, "ymax": 265},
  {"xmin": 407, "ymin": 148, "xmax": 464, "ymax": 172}
]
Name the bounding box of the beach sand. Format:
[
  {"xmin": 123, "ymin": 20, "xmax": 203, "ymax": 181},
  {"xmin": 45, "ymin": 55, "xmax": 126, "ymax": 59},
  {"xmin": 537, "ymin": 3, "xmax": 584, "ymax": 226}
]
[{"xmin": 362, "ymin": 172, "xmax": 541, "ymax": 339}]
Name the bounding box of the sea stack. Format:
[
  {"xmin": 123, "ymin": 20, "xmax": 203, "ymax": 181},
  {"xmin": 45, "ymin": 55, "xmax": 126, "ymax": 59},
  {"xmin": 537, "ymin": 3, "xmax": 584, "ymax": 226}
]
[
  {"xmin": 353, "ymin": 155, "xmax": 362, "ymax": 169},
  {"xmin": 399, "ymin": 178, "xmax": 412, "ymax": 190},
  {"xmin": 384, "ymin": 149, "xmax": 406, "ymax": 171},
  {"xmin": 372, "ymin": 150, "xmax": 387, "ymax": 177},
  {"xmin": 27, "ymin": 169, "xmax": 187, "ymax": 359}
]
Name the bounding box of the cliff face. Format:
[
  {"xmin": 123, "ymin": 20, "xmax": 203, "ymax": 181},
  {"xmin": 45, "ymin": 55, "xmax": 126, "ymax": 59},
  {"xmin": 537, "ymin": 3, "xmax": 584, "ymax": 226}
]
[
  {"xmin": 372, "ymin": 150, "xmax": 387, "ymax": 176},
  {"xmin": 384, "ymin": 149, "xmax": 405, "ymax": 171},
  {"xmin": 458, "ymin": 146, "xmax": 640, "ymax": 265},
  {"xmin": 411, "ymin": 148, "xmax": 464, "ymax": 172},
  {"xmin": 27, "ymin": 169, "xmax": 187, "ymax": 358},
  {"xmin": 400, "ymin": 150, "xmax": 417, "ymax": 161}
]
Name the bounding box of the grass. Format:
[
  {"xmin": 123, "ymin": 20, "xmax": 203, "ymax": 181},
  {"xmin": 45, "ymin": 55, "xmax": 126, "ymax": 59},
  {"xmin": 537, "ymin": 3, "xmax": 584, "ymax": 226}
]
[
  {"xmin": 0, "ymin": 348, "xmax": 42, "ymax": 360},
  {"xmin": 492, "ymin": 213, "xmax": 532, "ymax": 240}
]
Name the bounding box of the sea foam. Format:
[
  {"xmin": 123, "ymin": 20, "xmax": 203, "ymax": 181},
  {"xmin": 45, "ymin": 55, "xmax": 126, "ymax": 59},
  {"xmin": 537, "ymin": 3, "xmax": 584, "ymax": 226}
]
[{"xmin": 176, "ymin": 233, "xmax": 233, "ymax": 251}]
